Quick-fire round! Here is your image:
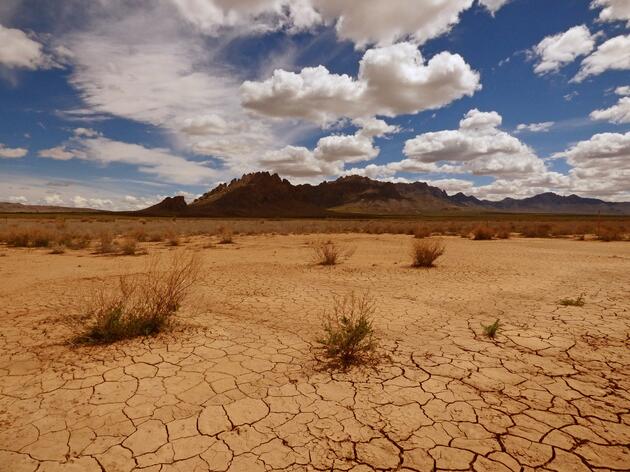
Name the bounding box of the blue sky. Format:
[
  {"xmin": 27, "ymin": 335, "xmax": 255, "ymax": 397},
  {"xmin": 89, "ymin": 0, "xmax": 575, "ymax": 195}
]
[{"xmin": 0, "ymin": 0, "xmax": 629, "ymax": 209}]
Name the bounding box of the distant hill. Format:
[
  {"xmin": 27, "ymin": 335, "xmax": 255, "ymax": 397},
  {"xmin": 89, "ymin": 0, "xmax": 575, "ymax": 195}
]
[
  {"xmin": 138, "ymin": 172, "xmax": 630, "ymax": 217},
  {"xmin": 0, "ymin": 202, "xmax": 101, "ymax": 213}
]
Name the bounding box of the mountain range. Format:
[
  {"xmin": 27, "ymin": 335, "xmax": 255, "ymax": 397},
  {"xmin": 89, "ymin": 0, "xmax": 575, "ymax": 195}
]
[
  {"xmin": 0, "ymin": 202, "xmax": 99, "ymax": 213},
  {"xmin": 138, "ymin": 172, "xmax": 630, "ymax": 217}
]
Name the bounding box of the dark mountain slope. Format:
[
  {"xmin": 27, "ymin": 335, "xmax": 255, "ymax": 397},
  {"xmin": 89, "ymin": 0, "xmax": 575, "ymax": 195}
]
[{"xmin": 137, "ymin": 172, "xmax": 630, "ymax": 217}]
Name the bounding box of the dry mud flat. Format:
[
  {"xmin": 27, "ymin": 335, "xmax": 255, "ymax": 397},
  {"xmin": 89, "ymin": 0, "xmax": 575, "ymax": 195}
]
[{"xmin": 0, "ymin": 235, "xmax": 629, "ymax": 472}]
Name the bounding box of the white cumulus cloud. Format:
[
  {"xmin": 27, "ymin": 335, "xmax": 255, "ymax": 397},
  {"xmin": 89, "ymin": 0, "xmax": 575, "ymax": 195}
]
[
  {"xmin": 0, "ymin": 24, "xmax": 51, "ymax": 69},
  {"xmin": 0, "ymin": 143, "xmax": 27, "ymax": 158},
  {"xmin": 590, "ymin": 97, "xmax": 630, "ymax": 124},
  {"xmin": 591, "ymin": 0, "xmax": 630, "ymax": 26},
  {"xmin": 260, "ymin": 119, "xmax": 398, "ymax": 178},
  {"xmin": 531, "ymin": 25, "xmax": 597, "ymax": 75},
  {"xmin": 402, "ymin": 109, "xmax": 548, "ymax": 178},
  {"xmin": 242, "ymin": 42, "xmax": 480, "ymax": 124},
  {"xmin": 555, "ymin": 131, "xmax": 630, "ymax": 199},
  {"xmin": 478, "ymin": 0, "xmax": 510, "ymax": 15},
  {"xmin": 169, "ymin": 0, "xmax": 508, "ymax": 47},
  {"xmin": 515, "ymin": 121, "xmax": 555, "ymax": 133},
  {"xmin": 573, "ymin": 34, "xmax": 630, "ymax": 82}
]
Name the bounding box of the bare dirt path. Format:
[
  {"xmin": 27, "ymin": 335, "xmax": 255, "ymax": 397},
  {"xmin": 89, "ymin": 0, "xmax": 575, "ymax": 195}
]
[{"xmin": 1, "ymin": 235, "xmax": 629, "ymax": 471}]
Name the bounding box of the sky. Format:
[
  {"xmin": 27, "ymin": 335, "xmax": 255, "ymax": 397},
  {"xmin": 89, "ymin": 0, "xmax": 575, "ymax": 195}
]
[{"xmin": 0, "ymin": 0, "xmax": 629, "ymax": 210}]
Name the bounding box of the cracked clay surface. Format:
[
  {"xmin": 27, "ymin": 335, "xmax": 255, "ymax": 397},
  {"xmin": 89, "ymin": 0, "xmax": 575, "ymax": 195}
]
[{"xmin": 0, "ymin": 234, "xmax": 629, "ymax": 471}]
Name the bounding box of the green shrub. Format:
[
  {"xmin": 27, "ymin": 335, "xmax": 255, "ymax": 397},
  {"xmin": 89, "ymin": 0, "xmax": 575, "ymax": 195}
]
[
  {"xmin": 318, "ymin": 293, "xmax": 377, "ymax": 369},
  {"xmin": 483, "ymin": 319, "xmax": 500, "ymax": 338}
]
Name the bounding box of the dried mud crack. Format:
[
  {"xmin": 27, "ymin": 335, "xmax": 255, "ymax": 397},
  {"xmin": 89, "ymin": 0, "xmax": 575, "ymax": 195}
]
[{"xmin": 0, "ymin": 235, "xmax": 629, "ymax": 471}]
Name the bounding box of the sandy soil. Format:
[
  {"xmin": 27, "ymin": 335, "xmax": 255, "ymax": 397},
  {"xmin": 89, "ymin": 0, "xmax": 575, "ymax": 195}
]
[{"xmin": 0, "ymin": 234, "xmax": 629, "ymax": 472}]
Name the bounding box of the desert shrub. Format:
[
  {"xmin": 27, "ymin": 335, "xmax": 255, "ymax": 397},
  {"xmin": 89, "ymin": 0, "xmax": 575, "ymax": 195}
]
[
  {"xmin": 3, "ymin": 227, "xmax": 55, "ymax": 247},
  {"xmin": 165, "ymin": 230, "xmax": 180, "ymax": 246},
  {"xmin": 471, "ymin": 226, "xmax": 494, "ymax": 240},
  {"xmin": 559, "ymin": 294, "xmax": 585, "ymax": 307},
  {"xmin": 597, "ymin": 227, "xmax": 624, "ymax": 242},
  {"xmin": 4, "ymin": 229, "xmax": 30, "ymax": 247},
  {"xmin": 218, "ymin": 226, "xmax": 234, "ymax": 244},
  {"xmin": 413, "ymin": 226, "xmax": 431, "ymax": 239},
  {"xmin": 76, "ymin": 253, "xmax": 201, "ymax": 344},
  {"xmin": 57, "ymin": 232, "xmax": 91, "ymax": 250},
  {"xmin": 119, "ymin": 237, "xmax": 138, "ymax": 255},
  {"xmin": 312, "ymin": 240, "xmax": 354, "ymax": 266},
  {"xmin": 574, "ymin": 223, "xmax": 594, "ymax": 236},
  {"xmin": 411, "ymin": 239, "xmax": 445, "ymax": 268},
  {"xmin": 483, "ymin": 319, "xmax": 500, "ymax": 338},
  {"xmin": 318, "ymin": 292, "xmax": 377, "ymax": 369},
  {"xmin": 147, "ymin": 232, "xmax": 164, "ymax": 242},
  {"xmin": 30, "ymin": 229, "xmax": 55, "ymax": 247},
  {"xmin": 521, "ymin": 224, "xmax": 552, "ymax": 238},
  {"xmin": 49, "ymin": 244, "xmax": 66, "ymax": 254},
  {"xmin": 130, "ymin": 227, "xmax": 148, "ymax": 242},
  {"xmin": 96, "ymin": 231, "xmax": 117, "ymax": 254},
  {"xmin": 495, "ymin": 229, "xmax": 510, "ymax": 239}
]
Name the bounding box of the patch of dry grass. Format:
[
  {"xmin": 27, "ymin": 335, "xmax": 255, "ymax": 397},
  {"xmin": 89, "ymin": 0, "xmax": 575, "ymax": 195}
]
[
  {"xmin": 218, "ymin": 226, "xmax": 234, "ymax": 244},
  {"xmin": 119, "ymin": 237, "xmax": 139, "ymax": 256},
  {"xmin": 96, "ymin": 231, "xmax": 117, "ymax": 254},
  {"xmin": 49, "ymin": 244, "xmax": 66, "ymax": 254},
  {"xmin": 75, "ymin": 253, "xmax": 201, "ymax": 344},
  {"xmin": 559, "ymin": 294, "xmax": 585, "ymax": 307},
  {"xmin": 1, "ymin": 215, "xmax": 628, "ymax": 247},
  {"xmin": 471, "ymin": 226, "xmax": 494, "ymax": 240},
  {"xmin": 312, "ymin": 240, "xmax": 355, "ymax": 266},
  {"xmin": 411, "ymin": 239, "xmax": 445, "ymax": 268},
  {"xmin": 521, "ymin": 224, "xmax": 552, "ymax": 238},
  {"xmin": 413, "ymin": 226, "xmax": 431, "ymax": 239},
  {"xmin": 597, "ymin": 227, "xmax": 624, "ymax": 242}
]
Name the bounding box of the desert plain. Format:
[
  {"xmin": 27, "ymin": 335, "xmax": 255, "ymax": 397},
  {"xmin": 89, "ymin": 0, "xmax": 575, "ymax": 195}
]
[{"xmin": 0, "ymin": 222, "xmax": 629, "ymax": 472}]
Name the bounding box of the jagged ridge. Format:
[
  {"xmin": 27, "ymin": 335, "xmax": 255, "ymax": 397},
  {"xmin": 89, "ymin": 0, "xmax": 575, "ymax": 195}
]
[{"xmin": 138, "ymin": 172, "xmax": 630, "ymax": 217}]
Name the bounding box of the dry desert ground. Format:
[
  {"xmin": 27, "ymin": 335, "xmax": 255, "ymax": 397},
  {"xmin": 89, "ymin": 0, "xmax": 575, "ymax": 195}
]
[{"xmin": 0, "ymin": 234, "xmax": 629, "ymax": 471}]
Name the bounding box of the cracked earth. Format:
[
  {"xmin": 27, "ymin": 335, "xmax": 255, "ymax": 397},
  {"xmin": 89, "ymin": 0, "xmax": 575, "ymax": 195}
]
[{"xmin": 1, "ymin": 234, "xmax": 629, "ymax": 471}]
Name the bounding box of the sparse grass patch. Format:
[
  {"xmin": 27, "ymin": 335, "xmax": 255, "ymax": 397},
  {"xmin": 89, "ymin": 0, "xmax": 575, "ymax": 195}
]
[
  {"xmin": 317, "ymin": 292, "xmax": 378, "ymax": 369},
  {"xmin": 49, "ymin": 244, "xmax": 66, "ymax": 254},
  {"xmin": 482, "ymin": 319, "xmax": 500, "ymax": 338},
  {"xmin": 495, "ymin": 229, "xmax": 510, "ymax": 239},
  {"xmin": 4, "ymin": 229, "xmax": 31, "ymax": 247},
  {"xmin": 57, "ymin": 232, "xmax": 91, "ymax": 250},
  {"xmin": 521, "ymin": 224, "xmax": 552, "ymax": 238},
  {"xmin": 218, "ymin": 226, "xmax": 234, "ymax": 244},
  {"xmin": 119, "ymin": 237, "xmax": 139, "ymax": 256},
  {"xmin": 413, "ymin": 226, "xmax": 431, "ymax": 239},
  {"xmin": 96, "ymin": 231, "xmax": 117, "ymax": 254},
  {"xmin": 312, "ymin": 240, "xmax": 354, "ymax": 266},
  {"xmin": 597, "ymin": 227, "xmax": 624, "ymax": 242},
  {"xmin": 3, "ymin": 227, "xmax": 55, "ymax": 248},
  {"xmin": 30, "ymin": 229, "xmax": 55, "ymax": 247},
  {"xmin": 411, "ymin": 239, "xmax": 445, "ymax": 268},
  {"xmin": 471, "ymin": 226, "xmax": 494, "ymax": 240},
  {"xmin": 75, "ymin": 253, "xmax": 201, "ymax": 344},
  {"xmin": 166, "ymin": 230, "xmax": 180, "ymax": 246},
  {"xmin": 559, "ymin": 294, "xmax": 585, "ymax": 307}
]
